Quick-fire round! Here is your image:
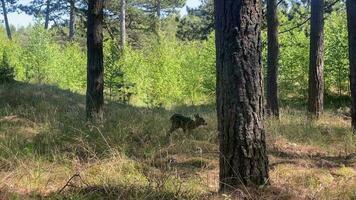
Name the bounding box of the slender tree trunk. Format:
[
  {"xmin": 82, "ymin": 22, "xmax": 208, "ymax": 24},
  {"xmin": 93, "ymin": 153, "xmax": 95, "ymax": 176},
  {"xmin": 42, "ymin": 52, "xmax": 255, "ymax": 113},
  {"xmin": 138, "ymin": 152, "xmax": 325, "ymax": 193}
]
[
  {"xmin": 44, "ymin": 0, "xmax": 50, "ymax": 29},
  {"xmin": 156, "ymin": 0, "xmax": 161, "ymax": 18},
  {"xmin": 120, "ymin": 0, "xmax": 126, "ymax": 50},
  {"xmin": 1, "ymin": 0, "xmax": 11, "ymax": 40},
  {"xmin": 215, "ymin": 0, "xmax": 269, "ymax": 191},
  {"xmin": 266, "ymin": 0, "xmax": 279, "ymax": 117},
  {"xmin": 69, "ymin": 0, "xmax": 76, "ymax": 40},
  {"xmin": 347, "ymin": 0, "xmax": 356, "ymax": 133},
  {"xmin": 154, "ymin": 0, "xmax": 161, "ymax": 35},
  {"xmin": 86, "ymin": 0, "xmax": 104, "ymax": 122},
  {"xmin": 308, "ymin": 0, "xmax": 324, "ymax": 118}
]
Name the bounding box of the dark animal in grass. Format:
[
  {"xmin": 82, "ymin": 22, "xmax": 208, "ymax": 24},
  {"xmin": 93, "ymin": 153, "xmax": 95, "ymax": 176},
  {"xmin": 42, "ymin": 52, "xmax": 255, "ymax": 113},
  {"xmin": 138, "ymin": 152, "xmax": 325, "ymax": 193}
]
[{"xmin": 169, "ymin": 114, "xmax": 207, "ymax": 134}]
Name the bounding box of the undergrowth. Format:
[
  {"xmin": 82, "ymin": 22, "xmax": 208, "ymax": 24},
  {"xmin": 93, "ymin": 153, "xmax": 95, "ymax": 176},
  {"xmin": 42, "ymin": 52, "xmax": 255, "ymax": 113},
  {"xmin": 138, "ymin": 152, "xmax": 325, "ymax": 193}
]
[{"xmin": 0, "ymin": 82, "xmax": 355, "ymax": 200}]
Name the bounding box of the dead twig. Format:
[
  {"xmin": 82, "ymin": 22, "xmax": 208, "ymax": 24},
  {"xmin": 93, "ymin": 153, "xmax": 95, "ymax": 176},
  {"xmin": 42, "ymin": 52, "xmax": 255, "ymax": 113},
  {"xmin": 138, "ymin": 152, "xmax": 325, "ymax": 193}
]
[{"xmin": 58, "ymin": 173, "xmax": 82, "ymax": 194}]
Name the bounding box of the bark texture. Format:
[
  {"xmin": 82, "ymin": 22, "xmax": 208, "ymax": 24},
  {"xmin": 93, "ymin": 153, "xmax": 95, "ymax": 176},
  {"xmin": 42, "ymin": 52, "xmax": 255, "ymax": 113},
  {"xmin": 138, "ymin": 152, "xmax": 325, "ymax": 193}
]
[
  {"xmin": 120, "ymin": 0, "xmax": 126, "ymax": 50},
  {"xmin": 86, "ymin": 0, "xmax": 104, "ymax": 122},
  {"xmin": 215, "ymin": 0, "xmax": 269, "ymax": 191},
  {"xmin": 266, "ymin": 0, "xmax": 279, "ymax": 117},
  {"xmin": 69, "ymin": 0, "xmax": 75, "ymax": 40},
  {"xmin": 347, "ymin": 0, "xmax": 356, "ymax": 133},
  {"xmin": 1, "ymin": 0, "xmax": 11, "ymax": 40},
  {"xmin": 44, "ymin": 0, "xmax": 50, "ymax": 29},
  {"xmin": 308, "ymin": 0, "xmax": 324, "ymax": 118}
]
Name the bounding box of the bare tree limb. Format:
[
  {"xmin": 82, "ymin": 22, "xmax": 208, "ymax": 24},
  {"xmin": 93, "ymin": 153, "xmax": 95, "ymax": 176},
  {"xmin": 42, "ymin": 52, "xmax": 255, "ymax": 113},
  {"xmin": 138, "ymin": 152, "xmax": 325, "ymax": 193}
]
[{"xmin": 278, "ymin": 0, "xmax": 343, "ymax": 34}]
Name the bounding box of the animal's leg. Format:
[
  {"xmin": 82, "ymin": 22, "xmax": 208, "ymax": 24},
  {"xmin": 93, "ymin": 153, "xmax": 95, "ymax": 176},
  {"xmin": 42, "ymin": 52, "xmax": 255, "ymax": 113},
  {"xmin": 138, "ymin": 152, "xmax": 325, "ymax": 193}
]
[
  {"xmin": 167, "ymin": 125, "xmax": 176, "ymax": 143},
  {"xmin": 169, "ymin": 125, "xmax": 176, "ymax": 134}
]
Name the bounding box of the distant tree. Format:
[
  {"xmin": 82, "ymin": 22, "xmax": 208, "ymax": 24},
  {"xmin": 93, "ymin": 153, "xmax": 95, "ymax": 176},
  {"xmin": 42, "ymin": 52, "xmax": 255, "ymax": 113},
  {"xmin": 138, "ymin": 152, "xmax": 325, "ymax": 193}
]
[
  {"xmin": 266, "ymin": 0, "xmax": 279, "ymax": 117},
  {"xmin": 215, "ymin": 0, "xmax": 269, "ymax": 191},
  {"xmin": 177, "ymin": 0, "xmax": 214, "ymax": 41},
  {"xmin": 156, "ymin": 0, "xmax": 160, "ymax": 18},
  {"xmin": 347, "ymin": 0, "xmax": 356, "ymax": 132},
  {"xmin": 120, "ymin": 0, "xmax": 126, "ymax": 50},
  {"xmin": 308, "ymin": 0, "xmax": 324, "ymax": 118},
  {"xmin": 86, "ymin": 0, "xmax": 104, "ymax": 122},
  {"xmin": 44, "ymin": 0, "xmax": 50, "ymax": 28},
  {"xmin": 1, "ymin": 0, "xmax": 13, "ymax": 39},
  {"xmin": 69, "ymin": 0, "xmax": 76, "ymax": 40},
  {"xmin": 133, "ymin": 0, "xmax": 185, "ymax": 16},
  {"xmin": 133, "ymin": 0, "xmax": 186, "ymax": 33},
  {"xmin": 19, "ymin": 0, "xmax": 67, "ymax": 29}
]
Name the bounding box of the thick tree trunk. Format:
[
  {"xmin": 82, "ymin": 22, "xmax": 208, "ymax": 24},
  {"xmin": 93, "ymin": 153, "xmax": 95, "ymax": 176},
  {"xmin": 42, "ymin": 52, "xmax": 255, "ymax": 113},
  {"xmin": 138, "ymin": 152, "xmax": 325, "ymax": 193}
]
[
  {"xmin": 44, "ymin": 0, "xmax": 50, "ymax": 29},
  {"xmin": 69, "ymin": 0, "xmax": 75, "ymax": 40},
  {"xmin": 120, "ymin": 0, "xmax": 126, "ymax": 50},
  {"xmin": 215, "ymin": 0, "xmax": 269, "ymax": 191},
  {"xmin": 308, "ymin": 0, "xmax": 324, "ymax": 118},
  {"xmin": 1, "ymin": 0, "xmax": 12, "ymax": 40},
  {"xmin": 266, "ymin": 0, "xmax": 279, "ymax": 117},
  {"xmin": 86, "ymin": 0, "xmax": 104, "ymax": 122},
  {"xmin": 347, "ymin": 0, "xmax": 356, "ymax": 133}
]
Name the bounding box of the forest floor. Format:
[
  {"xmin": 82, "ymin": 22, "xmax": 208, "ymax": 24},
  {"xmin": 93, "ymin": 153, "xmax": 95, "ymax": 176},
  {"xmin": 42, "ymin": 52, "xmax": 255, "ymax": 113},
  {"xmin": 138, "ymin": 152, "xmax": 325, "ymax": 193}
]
[{"xmin": 0, "ymin": 82, "xmax": 355, "ymax": 200}]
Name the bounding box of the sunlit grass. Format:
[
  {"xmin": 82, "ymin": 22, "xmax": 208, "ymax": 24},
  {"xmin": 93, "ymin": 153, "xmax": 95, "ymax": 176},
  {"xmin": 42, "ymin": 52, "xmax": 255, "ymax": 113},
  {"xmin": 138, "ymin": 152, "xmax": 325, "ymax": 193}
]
[{"xmin": 0, "ymin": 82, "xmax": 355, "ymax": 199}]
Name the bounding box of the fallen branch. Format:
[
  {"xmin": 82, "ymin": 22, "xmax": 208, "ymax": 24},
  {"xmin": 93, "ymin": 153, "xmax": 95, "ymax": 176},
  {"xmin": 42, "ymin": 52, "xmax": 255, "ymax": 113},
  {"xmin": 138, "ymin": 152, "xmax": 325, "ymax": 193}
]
[{"xmin": 58, "ymin": 173, "xmax": 81, "ymax": 194}]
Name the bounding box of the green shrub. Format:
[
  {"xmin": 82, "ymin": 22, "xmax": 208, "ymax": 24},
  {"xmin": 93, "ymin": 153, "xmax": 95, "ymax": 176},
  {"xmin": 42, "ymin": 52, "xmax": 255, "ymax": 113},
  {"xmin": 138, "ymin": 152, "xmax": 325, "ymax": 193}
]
[{"xmin": 0, "ymin": 50, "xmax": 14, "ymax": 83}]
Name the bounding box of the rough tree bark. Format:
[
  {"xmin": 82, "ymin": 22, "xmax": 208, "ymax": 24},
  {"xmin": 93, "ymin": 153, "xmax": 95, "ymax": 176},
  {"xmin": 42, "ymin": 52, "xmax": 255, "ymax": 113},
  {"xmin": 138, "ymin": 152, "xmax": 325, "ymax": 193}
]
[
  {"xmin": 266, "ymin": 0, "xmax": 279, "ymax": 117},
  {"xmin": 86, "ymin": 0, "xmax": 104, "ymax": 122},
  {"xmin": 215, "ymin": 0, "xmax": 269, "ymax": 191},
  {"xmin": 1, "ymin": 0, "xmax": 12, "ymax": 40},
  {"xmin": 69, "ymin": 0, "xmax": 75, "ymax": 40},
  {"xmin": 120, "ymin": 0, "xmax": 126, "ymax": 50},
  {"xmin": 347, "ymin": 0, "xmax": 356, "ymax": 133},
  {"xmin": 44, "ymin": 0, "xmax": 50, "ymax": 29},
  {"xmin": 308, "ymin": 0, "xmax": 324, "ymax": 118}
]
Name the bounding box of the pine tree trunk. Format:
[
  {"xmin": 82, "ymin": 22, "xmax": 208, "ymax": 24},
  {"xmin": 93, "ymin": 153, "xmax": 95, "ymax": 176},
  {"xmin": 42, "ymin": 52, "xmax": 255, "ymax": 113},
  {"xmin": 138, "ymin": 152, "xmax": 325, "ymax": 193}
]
[
  {"xmin": 215, "ymin": 0, "xmax": 269, "ymax": 191},
  {"xmin": 120, "ymin": 0, "xmax": 126, "ymax": 50},
  {"xmin": 44, "ymin": 0, "xmax": 50, "ymax": 29},
  {"xmin": 156, "ymin": 0, "xmax": 161, "ymax": 18},
  {"xmin": 308, "ymin": 0, "xmax": 324, "ymax": 118},
  {"xmin": 69, "ymin": 0, "xmax": 75, "ymax": 40},
  {"xmin": 155, "ymin": 0, "xmax": 161, "ymax": 34},
  {"xmin": 86, "ymin": 0, "xmax": 104, "ymax": 122},
  {"xmin": 1, "ymin": 0, "xmax": 12, "ymax": 40},
  {"xmin": 347, "ymin": 0, "xmax": 356, "ymax": 133},
  {"xmin": 266, "ymin": 0, "xmax": 279, "ymax": 117}
]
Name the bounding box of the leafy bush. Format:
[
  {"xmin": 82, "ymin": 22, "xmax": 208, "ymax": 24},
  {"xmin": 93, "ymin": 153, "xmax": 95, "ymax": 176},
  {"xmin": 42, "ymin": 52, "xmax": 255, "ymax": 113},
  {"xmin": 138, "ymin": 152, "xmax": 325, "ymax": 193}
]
[
  {"xmin": 121, "ymin": 33, "xmax": 215, "ymax": 106},
  {"xmin": 104, "ymin": 39, "xmax": 135, "ymax": 102},
  {"xmin": 0, "ymin": 50, "xmax": 14, "ymax": 83}
]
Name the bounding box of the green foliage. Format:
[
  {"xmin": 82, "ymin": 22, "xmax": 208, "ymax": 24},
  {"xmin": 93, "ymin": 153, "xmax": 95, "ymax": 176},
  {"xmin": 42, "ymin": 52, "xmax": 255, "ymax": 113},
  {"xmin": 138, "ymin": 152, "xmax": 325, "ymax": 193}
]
[
  {"xmin": 177, "ymin": 0, "xmax": 214, "ymax": 41},
  {"xmin": 121, "ymin": 33, "xmax": 215, "ymax": 106},
  {"xmin": 104, "ymin": 39, "xmax": 135, "ymax": 102},
  {"xmin": 324, "ymin": 11, "xmax": 349, "ymax": 95},
  {"xmin": 0, "ymin": 49, "xmax": 14, "ymax": 83},
  {"xmin": 2, "ymin": 25, "xmax": 87, "ymax": 92},
  {"xmin": 267, "ymin": 8, "xmax": 349, "ymax": 99},
  {"xmin": 277, "ymin": 12, "xmax": 310, "ymax": 99},
  {"xmin": 55, "ymin": 42, "xmax": 86, "ymax": 92},
  {"xmin": 21, "ymin": 25, "xmax": 60, "ymax": 83},
  {"xmin": 0, "ymin": 6, "xmax": 351, "ymax": 106}
]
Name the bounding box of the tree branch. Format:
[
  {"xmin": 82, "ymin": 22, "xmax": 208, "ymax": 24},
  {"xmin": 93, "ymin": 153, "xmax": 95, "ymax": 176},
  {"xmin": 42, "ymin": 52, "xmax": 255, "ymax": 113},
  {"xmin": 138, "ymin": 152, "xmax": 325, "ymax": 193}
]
[{"xmin": 278, "ymin": 0, "xmax": 342, "ymax": 34}]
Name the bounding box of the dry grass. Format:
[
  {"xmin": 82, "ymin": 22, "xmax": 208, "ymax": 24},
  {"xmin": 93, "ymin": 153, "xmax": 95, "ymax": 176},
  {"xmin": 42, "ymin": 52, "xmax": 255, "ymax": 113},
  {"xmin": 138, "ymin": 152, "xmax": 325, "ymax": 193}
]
[{"xmin": 0, "ymin": 82, "xmax": 355, "ymax": 200}]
